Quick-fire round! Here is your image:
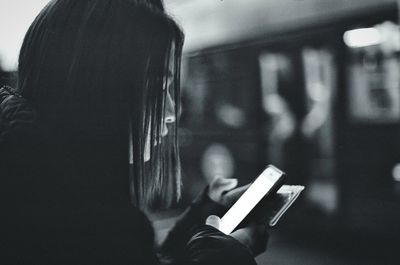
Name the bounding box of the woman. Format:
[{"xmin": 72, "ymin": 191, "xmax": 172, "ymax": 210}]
[{"xmin": 0, "ymin": 0, "xmax": 267, "ymax": 264}]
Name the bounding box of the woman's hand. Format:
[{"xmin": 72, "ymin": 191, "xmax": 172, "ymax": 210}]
[
  {"xmin": 206, "ymin": 215, "xmax": 268, "ymax": 256},
  {"xmin": 206, "ymin": 177, "xmax": 269, "ymax": 256},
  {"xmin": 208, "ymin": 176, "xmax": 250, "ymax": 207}
]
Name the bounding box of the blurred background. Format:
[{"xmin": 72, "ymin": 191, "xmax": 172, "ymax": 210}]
[{"xmin": 1, "ymin": 0, "xmax": 400, "ymax": 264}]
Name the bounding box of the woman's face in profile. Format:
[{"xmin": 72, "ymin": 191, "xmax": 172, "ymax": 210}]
[{"xmin": 144, "ymin": 45, "xmax": 176, "ymax": 162}]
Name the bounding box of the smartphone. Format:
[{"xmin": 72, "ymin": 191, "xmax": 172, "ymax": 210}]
[{"xmin": 218, "ymin": 165, "xmax": 286, "ymax": 235}]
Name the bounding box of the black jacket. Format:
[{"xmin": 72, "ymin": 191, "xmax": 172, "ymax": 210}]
[{"xmin": 0, "ymin": 86, "xmax": 257, "ymax": 265}]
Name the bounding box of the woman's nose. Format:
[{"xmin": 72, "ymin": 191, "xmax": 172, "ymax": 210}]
[{"xmin": 165, "ymin": 91, "xmax": 175, "ymax": 123}]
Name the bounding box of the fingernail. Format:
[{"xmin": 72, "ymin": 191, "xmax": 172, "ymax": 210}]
[{"xmin": 206, "ymin": 215, "xmax": 220, "ymax": 229}]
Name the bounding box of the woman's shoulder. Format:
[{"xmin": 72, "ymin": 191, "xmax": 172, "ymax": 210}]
[{"xmin": 0, "ymin": 86, "xmax": 38, "ymax": 143}]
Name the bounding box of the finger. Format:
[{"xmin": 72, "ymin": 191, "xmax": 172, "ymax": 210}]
[
  {"xmin": 223, "ymin": 183, "xmax": 250, "ymax": 198},
  {"xmin": 230, "ymin": 224, "xmax": 268, "ymax": 256},
  {"xmin": 230, "ymin": 225, "xmax": 254, "ymax": 247},
  {"xmin": 254, "ymin": 224, "xmax": 268, "ymax": 255},
  {"xmin": 208, "ymin": 177, "xmax": 238, "ymax": 202},
  {"xmin": 211, "ymin": 177, "xmax": 238, "ymax": 192},
  {"xmin": 221, "ymin": 183, "xmax": 251, "ymax": 206},
  {"xmin": 205, "ymin": 215, "xmax": 221, "ymax": 229}
]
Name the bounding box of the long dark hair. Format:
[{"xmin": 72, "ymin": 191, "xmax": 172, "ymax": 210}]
[{"xmin": 17, "ymin": 0, "xmax": 184, "ymax": 210}]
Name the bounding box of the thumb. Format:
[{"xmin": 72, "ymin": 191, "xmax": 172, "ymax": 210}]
[
  {"xmin": 209, "ymin": 177, "xmax": 238, "ymax": 202},
  {"xmin": 211, "ymin": 177, "xmax": 238, "ymax": 191},
  {"xmin": 206, "ymin": 215, "xmax": 221, "ymax": 229}
]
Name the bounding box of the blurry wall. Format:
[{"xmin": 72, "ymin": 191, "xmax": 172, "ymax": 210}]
[
  {"xmin": 1, "ymin": 0, "xmax": 396, "ymax": 70},
  {"xmin": 166, "ymin": 0, "xmax": 397, "ymax": 52},
  {"xmin": 168, "ymin": 0, "xmax": 400, "ymax": 238},
  {"xmin": 0, "ymin": 0, "xmax": 50, "ymax": 71}
]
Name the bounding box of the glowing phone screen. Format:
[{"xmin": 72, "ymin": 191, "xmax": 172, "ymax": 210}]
[{"xmin": 219, "ymin": 166, "xmax": 283, "ymax": 235}]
